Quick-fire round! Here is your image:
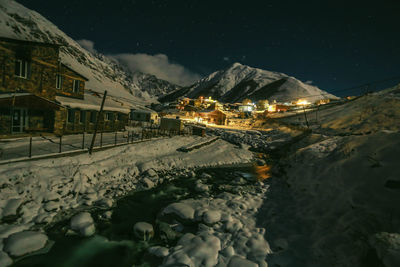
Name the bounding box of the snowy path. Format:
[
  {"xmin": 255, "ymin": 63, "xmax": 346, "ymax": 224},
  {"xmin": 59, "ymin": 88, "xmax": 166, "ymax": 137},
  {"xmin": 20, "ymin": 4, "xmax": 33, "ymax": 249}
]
[{"xmin": 0, "ymin": 131, "xmax": 137, "ymax": 161}]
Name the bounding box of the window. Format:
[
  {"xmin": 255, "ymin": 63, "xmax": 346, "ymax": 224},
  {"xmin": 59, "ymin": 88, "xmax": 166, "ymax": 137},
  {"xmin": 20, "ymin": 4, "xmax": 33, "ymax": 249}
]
[
  {"xmin": 105, "ymin": 112, "xmax": 114, "ymax": 121},
  {"xmin": 79, "ymin": 110, "xmax": 86, "ymax": 123},
  {"xmin": 90, "ymin": 111, "xmax": 96, "ymax": 123},
  {"xmin": 67, "ymin": 109, "xmax": 75, "ymax": 123},
  {"xmin": 117, "ymin": 113, "xmax": 123, "ymax": 121},
  {"xmin": 15, "ymin": 59, "xmax": 30, "ymax": 79},
  {"xmin": 56, "ymin": 74, "xmax": 63, "ymax": 89},
  {"xmin": 73, "ymin": 80, "xmax": 80, "ymax": 93}
]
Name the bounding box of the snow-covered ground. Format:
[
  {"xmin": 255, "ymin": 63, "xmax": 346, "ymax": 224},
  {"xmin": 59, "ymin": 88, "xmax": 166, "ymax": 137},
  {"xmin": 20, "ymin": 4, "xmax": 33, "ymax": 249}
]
[
  {"xmin": 260, "ymin": 86, "xmax": 400, "ymax": 267},
  {"xmin": 0, "ymin": 135, "xmax": 256, "ymax": 264}
]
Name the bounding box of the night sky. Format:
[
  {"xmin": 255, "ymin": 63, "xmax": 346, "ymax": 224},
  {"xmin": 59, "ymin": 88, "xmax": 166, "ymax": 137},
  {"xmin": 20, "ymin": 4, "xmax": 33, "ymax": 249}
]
[{"xmin": 18, "ymin": 0, "xmax": 400, "ymax": 94}]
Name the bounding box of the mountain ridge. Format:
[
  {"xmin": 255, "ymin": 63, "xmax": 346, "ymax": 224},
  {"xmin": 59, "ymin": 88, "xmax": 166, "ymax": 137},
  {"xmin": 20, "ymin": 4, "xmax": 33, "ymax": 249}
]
[{"xmin": 160, "ymin": 62, "xmax": 337, "ymax": 103}]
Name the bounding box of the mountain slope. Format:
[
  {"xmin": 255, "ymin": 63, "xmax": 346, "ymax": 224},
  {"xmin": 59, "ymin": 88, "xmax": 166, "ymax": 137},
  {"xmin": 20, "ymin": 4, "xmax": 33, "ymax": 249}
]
[
  {"xmin": 0, "ymin": 0, "xmax": 177, "ymax": 106},
  {"xmin": 160, "ymin": 62, "xmax": 337, "ymax": 103}
]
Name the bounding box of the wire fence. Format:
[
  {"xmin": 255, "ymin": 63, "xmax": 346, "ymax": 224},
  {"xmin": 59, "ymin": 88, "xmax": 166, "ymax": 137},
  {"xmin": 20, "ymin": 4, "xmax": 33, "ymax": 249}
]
[{"xmin": 0, "ymin": 125, "xmax": 194, "ymax": 162}]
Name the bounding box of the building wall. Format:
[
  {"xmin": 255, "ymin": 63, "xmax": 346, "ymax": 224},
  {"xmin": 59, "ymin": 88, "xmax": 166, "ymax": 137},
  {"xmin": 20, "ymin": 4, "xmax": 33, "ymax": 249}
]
[
  {"xmin": 0, "ymin": 39, "xmax": 85, "ymax": 101},
  {"xmin": 0, "ymin": 108, "xmax": 11, "ymax": 134},
  {"xmin": 56, "ymin": 65, "xmax": 85, "ymax": 99},
  {"xmin": 61, "ymin": 109, "xmax": 128, "ymax": 135}
]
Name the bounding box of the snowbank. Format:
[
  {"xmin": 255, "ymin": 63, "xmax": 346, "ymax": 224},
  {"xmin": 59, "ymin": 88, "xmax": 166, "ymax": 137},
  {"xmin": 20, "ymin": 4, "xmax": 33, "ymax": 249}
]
[{"xmin": 270, "ymin": 131, "xmax": 400, "ymax": 266}]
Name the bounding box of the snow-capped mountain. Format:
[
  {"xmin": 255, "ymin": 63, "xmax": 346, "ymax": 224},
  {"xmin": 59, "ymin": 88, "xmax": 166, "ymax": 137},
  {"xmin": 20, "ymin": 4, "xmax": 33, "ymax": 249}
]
[
  {"xmin": 0, "ymin": 0, "xmax": 178, "ymax": 106},
  {"xmin": 160, "ymin": 62, "xmax": 337, "ymax": 103}
]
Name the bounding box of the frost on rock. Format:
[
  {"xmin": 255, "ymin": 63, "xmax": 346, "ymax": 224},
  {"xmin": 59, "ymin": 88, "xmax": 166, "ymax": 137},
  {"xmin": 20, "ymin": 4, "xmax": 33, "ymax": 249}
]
[
  {"xmin": 162, "ymin": 203, "xmax": 195, "ymax": 221},
  {"xmin": 133, "ymin": 222, "xmax": 154, "ymax": 241},
  {"xmin": 3, "ymin": 231, "xmax": 48, "ymax": 257},
  {"xmin": 70, "ymin": 212, "xmax": 95, "ymax": 237}
]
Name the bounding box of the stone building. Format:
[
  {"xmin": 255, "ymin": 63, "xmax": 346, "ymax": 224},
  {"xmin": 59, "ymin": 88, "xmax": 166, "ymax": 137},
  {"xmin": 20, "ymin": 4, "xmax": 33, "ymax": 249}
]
[{"xmin": 0, "ymin": 37, "xmax": 129, "ymax": 135}]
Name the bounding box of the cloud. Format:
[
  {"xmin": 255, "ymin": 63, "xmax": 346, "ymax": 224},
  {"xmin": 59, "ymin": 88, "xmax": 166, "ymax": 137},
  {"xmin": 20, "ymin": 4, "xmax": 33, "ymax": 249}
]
[
  {"xmin": 76, "ymin": 39, "xmax": 96, "ymax": 54},
  {"xmin": 223, "ymin": 57, "xmax": 230, "ymax": 61},
  {"xmin": 110, "ymin": 53, "xmax": 201, "ymax": 86},
  {"xmin": 305, "ymin": 80, "xmax": 314, "ymax": 84}
]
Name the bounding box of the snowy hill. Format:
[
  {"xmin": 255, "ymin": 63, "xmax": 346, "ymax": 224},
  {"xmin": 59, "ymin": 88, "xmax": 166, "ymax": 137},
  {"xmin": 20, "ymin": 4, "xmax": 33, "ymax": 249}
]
[
  {"xmin": 0, "ymin": 0, "xmax": 178, "ymax": 106},
  {"xmin": 160, "ymin": 62, "xmax": 337, "ymax": 103}
]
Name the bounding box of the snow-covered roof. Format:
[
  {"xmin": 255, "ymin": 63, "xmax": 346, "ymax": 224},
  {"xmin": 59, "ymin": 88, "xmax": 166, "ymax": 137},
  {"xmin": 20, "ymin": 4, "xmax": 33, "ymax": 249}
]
[
  {"xmin": 56, "ymin": 93, "xmax": 131, "ymax": 113},
  {"xmin": 131, "ymin": 109, "xmax": 157, "ymax": 114}
]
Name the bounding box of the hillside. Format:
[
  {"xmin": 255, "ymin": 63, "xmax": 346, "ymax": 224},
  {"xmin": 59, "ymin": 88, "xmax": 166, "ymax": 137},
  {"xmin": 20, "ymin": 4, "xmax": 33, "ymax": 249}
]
[
  {"xmin": 0, "ymin": 0, "xmax": 178, "ymax": 106},
  {"xmin": 160, "ymin": 62, "xmax": 337, "ymax": 103}
]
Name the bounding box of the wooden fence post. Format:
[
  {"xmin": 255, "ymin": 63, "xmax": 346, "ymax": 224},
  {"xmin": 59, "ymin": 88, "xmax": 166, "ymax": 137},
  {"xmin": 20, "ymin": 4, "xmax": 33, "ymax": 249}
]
[
  {"xmin": 82, "ymin": 132, "xmax": 85, "ymax": 149},
  {"xmin": 89, "ymin": 90, "xmax": 107, "ymax": 154},
  {"xmin": 59, "ymin": 135, "xmax": 62, "ymax": 153},
  {"xmin": 29, "ymin": 136, "xmax": 32, "ymax": 158},
  {"xmin": 100, "ymin": 132, "xmax": 103, "ymax": 147}
]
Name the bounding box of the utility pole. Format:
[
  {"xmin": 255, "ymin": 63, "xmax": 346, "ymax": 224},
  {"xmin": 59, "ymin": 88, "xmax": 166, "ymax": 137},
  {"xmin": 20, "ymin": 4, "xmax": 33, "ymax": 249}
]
[
  {"xmin": 89, "ymin": 90, "xmax": 107, "ymax": 154},
  {"xmin": 303, "ymin": 105, "xmax": 309, "ymax": 129}
]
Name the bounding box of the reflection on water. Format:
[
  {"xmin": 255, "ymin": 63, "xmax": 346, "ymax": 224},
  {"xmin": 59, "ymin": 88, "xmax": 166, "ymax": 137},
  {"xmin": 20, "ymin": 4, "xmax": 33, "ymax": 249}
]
[{"xmin": 254, "ymin": 164, "xmax": 271, "ymax": 180}]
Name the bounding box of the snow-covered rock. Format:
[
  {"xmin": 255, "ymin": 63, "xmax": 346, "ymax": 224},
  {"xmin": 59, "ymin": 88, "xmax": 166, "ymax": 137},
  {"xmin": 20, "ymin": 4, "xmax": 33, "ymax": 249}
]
[
  {"xmin": 141, "ymin": 178, "xmax": 155, "ymax": 189},
  {"xmin": 3, "ymin": 231, "xmax": 48, "ymax": 257},
  {"xmin": 70, "ymin": 212, "xmax": 95, "ymax": 237},
  {"xmin": 163, "ymin": 233, "xmax": 221, "ymax": 267},
  {"xmin": 203, "ymin": 210, "xmax": 222, "ymax": 225},
  {"xmin": 0, "ymin": 251, "xmax": 12, "ymax": 267},
  {"xmin": 162, "ymin": 203, "xmax": 195, "ymax": 221},
  {"xmin": 133, "ymin": 222, "xmax": 154, "ymax": 241},
  {"xmin": 148, "ymin": 246, "xmax": 169, "ymax": 258},
  {"xmin": 1, "ymin": 198, "xmax": 23, "ymax": 218}
]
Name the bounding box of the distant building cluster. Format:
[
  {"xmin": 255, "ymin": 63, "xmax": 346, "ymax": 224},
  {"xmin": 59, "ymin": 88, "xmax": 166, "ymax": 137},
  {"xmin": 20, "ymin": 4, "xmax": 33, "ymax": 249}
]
[{"xmin": 153, "ymin": 95, "xmax": 336, "ymax": 127}]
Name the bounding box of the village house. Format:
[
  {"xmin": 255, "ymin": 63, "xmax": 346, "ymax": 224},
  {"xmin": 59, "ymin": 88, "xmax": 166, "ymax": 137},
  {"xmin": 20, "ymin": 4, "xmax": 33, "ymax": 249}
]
[
  {"xmin": 198, "ymin": 109, "xmax": 227, "ymax": 125},
  {"xmin": 130, "ymin": 109, "xmax": 159, "ymax": 124},
  {"xmin": 0, "ymin": 37, "xmax": 129, "ymax": 135}
]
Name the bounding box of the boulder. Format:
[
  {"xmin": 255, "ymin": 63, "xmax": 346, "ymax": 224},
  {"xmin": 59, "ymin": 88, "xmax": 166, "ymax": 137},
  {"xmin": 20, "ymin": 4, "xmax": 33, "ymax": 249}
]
[
  {"xmin": 70, "ymin": 212, "xmax": 95, "ymax": 237},
  {"xmin": 162, "ymin": 203, "xmax": 195, "ymax": 221},
  {"xmin": 133, "ymin": 222, "xmax": 154, "ymax": 241},
  {"xmin": 203, "ymin": 210, "xmax": 221, "ymax": 225},
  {"xmin": 4, "ymin": 231, "xmax": 48, "ymax": 257}
]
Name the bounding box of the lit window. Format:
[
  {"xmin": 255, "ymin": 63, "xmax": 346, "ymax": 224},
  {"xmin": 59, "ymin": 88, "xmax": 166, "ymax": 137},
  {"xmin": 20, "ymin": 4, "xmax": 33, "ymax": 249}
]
[
  {"xmin": 73, "ymin": 80, "xmax": 80, "ymax": 93},
  {"xmin": 15, "ymin": 59, "xmax": 30, "ymax": 78},
  {"xmin": 56, "ymin": 74, "xmax": 63, "ymax": 89}
]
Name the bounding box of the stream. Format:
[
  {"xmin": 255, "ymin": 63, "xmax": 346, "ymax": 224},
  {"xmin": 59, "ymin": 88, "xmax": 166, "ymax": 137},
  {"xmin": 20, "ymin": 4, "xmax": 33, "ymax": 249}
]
[{"xmin": 13, "ymin": 163, "xmax": 269, "ymax": 267}]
